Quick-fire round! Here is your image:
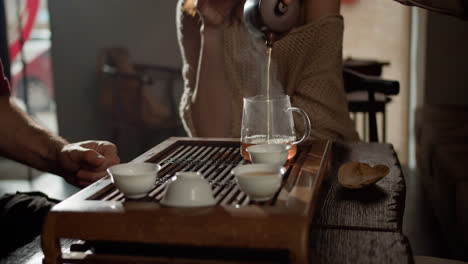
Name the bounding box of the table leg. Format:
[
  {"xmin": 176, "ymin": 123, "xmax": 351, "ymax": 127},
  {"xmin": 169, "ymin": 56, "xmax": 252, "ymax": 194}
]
[{"xmin": 41, "ymin": 215, "xmax": 61, "ymax": 264}]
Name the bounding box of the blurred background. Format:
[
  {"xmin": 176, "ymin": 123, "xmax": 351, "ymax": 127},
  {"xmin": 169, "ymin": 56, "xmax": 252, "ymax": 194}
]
[{"xmin": 0, "ymin": 0, "xmax": 467, "ymax": 261}]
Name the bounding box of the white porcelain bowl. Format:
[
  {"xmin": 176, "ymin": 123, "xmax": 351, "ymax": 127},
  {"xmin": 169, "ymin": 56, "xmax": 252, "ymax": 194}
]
[
  {"xmin": 160, "ymin": 172, "xmax": 216, "ymax": 207},
  {"xmin": 232, "ymin": 164, "xmax": 286, "ymax": 202},
  {"xmin": 107, "ymin": 163, "xmax": 161, "ymax": 199},
  {"xmin": 246, "ymin": 144, "xmax": 291, "ymax": 166}
]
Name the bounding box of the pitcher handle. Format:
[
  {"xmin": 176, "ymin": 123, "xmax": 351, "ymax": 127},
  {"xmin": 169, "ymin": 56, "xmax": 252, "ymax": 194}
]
[{"xmin": 287, "ymin": 107, "xmax": 311, "ymax": 145}]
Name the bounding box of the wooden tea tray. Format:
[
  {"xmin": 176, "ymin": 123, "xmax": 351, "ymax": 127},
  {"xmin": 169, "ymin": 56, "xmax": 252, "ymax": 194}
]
[{"xmin": 42, "ymin": 137, "xmax": 332, "ymax": 264}]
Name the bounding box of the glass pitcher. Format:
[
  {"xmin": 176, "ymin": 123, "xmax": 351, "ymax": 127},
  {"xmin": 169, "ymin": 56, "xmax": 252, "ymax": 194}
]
[{"xmin": 240, "ymin": 95, "xmax": 311, "ymax": 160}]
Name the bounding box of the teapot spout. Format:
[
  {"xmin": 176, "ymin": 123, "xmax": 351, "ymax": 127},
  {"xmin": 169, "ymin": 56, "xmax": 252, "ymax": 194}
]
[{"xmin": 265, "ymin": 32, "xmax": 275, "ymax": 48}]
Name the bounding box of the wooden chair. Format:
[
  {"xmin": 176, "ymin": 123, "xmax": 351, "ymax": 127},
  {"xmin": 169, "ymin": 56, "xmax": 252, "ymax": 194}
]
[{"xmin": 342, "ymin": 63, "xmax": 400, "ymax": 142}]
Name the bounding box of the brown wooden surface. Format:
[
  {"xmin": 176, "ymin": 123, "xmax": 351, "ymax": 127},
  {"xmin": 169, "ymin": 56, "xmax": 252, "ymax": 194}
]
[
  {"xmin": 1, "ymin": 139, "xmax": 412, "ymax": 264},
  {"xmin": 41, "ymin": 138, "xmax": 332, "ymax": 264},
  {"xmin": 313, "ymin": 141, "xmax": 406, "ymax": 231},
  {"xmin": 3, "ymin": 229, "xmax": 413, "ymax": 264},
  {"xmin": 309, "ymin": 141, "xmax": 411, "ymax": 264},
  {"xmin": 309, "ymin": 228, "xmax": 413, "ymax": 264}
]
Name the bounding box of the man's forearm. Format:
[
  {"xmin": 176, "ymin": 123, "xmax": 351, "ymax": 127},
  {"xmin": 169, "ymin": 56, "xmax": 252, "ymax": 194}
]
[{"xmin": 0, "ymin": 96, "xmax": 68, "ymax": 173}]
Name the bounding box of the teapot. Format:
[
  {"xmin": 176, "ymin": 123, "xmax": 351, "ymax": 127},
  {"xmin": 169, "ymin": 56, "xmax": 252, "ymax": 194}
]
[{"xmin": 243, "ymin": 0, "xmax": 300, "ymax": 47}]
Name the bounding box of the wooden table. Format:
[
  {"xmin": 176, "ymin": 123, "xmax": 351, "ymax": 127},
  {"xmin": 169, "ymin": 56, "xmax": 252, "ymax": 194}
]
[
  {"xmin": 310, "ymin": 141, "xmax": 412, "ymax": 264},
  {"xmin": 1, "ymin": 140, "xmax": 412, "ymax": 263}
]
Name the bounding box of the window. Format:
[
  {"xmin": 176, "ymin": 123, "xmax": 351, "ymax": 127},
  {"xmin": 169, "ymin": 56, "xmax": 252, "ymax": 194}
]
[{"xmin": 5, "ymin": 0, "xmax": 57, "ymax": 132}]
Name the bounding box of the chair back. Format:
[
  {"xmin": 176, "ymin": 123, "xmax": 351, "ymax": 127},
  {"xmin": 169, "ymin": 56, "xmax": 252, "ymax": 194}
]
[{"xmin": 343, "ymin": 64, "xmax": 399, "ymax": 142}]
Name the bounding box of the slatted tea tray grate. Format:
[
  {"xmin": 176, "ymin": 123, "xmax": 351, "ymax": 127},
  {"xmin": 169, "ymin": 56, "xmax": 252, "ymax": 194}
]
[
  {"xmin": 89, "ymin": 142, "xmax": 298, "ymax": 206},
  {"xmin": 42, "ymin": 138, "xmax": 331, "ymax": 264}
]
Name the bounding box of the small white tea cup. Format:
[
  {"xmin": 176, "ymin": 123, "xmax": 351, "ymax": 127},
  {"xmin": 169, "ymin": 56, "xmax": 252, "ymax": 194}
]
[
  {"xmin": 160, "ymin": 172, "xmax": 216, "ymax": 207},
  {"xmin": 232, "ymin": 164, "xmax": 286, "ymax": 202},
  {"xmin": 246, "ymin": 144, "xmax": 291, "ymax": 166},
  {"xmin": 107, "ymin": 163, "xmax": 161, "ymax": 199}
]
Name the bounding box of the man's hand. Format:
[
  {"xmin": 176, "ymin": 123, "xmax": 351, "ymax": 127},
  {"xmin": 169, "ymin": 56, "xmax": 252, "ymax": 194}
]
[{"xmin": 57, "ymin": 140, "xmax": 120, "ymax": 187}]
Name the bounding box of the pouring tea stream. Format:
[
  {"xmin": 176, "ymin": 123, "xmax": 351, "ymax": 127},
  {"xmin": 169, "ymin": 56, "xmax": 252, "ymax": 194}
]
[
  {"xmin": 242, "ymin": 0, "xmax": 303, "ymax": 160},
  {"xmin": 244, "ymin": 0, "xmax": 300, "ymax": 142}
]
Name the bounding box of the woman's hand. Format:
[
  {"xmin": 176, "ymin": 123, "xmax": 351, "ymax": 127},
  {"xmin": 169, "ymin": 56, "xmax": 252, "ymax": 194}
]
[
  {"xmin": 195, "ymin": 0, "xmax": 239, "ymax": 28},
  {"xmin": 57, "ymin": 140, "xmax": 120, "ymax": 188}
]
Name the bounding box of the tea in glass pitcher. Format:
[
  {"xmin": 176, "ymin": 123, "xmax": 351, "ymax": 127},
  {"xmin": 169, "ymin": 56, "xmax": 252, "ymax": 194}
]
[{"xmin": 240, "ymin": 95, "xmax": 310, "ymax": 161}]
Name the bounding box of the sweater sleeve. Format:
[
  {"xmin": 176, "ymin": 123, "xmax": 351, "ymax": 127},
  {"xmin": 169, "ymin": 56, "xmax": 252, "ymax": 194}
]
[
  {"xmin": 280, "ymin": 15, "xmax": 359, "ymax": 141},
  {"xmin": 176, "ymin": 0, "xmax": 200, "ymax": 137}
]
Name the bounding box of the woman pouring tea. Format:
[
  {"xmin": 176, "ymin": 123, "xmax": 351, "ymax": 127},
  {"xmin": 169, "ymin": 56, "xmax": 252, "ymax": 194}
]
[{"xmin": 176, "ymin": 0, "xmax": 359, "ymax": 143}]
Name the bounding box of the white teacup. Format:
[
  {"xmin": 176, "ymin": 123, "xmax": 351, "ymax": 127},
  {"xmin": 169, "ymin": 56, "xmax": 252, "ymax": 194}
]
[
  {"xmin": 160, "ymin": 172, "xmax": 216, "ymax": 207},
  {"xmin": 232, "ymin": 164, "xmax": 286, "ymax": 202},
  {"xmin": 107, "ymin": 163, "xmax": 161, "ymax": 199},
  {"xmin": 246, "ymin": 144, "xmax": 291, "ymax": 166}
]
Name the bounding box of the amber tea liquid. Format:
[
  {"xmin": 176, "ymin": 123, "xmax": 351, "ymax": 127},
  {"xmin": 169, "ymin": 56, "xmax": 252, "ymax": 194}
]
[
  {"xmin": 240, "ymin": 47, "xmax": 300, "ymax": 161},
  {"xmin": 266, "ymin": 47, "xmax": 272, "ymax": 143}
]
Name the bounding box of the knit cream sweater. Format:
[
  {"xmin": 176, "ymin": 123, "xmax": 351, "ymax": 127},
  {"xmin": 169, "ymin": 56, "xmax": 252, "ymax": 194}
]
[{"xmin": 176, "ymin": 3, "xmax": 359, "ymax": 141}]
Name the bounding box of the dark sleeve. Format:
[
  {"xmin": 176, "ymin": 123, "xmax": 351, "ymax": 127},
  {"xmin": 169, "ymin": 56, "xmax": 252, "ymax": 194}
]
[{"xmin": 0, "ymin": 58, "xmax": 11, "ymax": 96}]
